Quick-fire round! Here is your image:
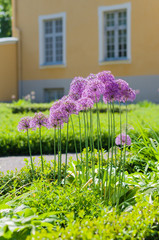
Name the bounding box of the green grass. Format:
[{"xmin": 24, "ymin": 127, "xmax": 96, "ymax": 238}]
[{"xmin": 0, "ymin": 101, "xmax": 159, "ymax": 156}]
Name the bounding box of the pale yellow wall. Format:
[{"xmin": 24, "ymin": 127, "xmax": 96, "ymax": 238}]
[
  {"xmin": 0, "ymin": 42, "xmax": 18, "ymax": 101},
  {"xmin": 13, "ymin": 0, "xmax": 159, "ymax": 81}
]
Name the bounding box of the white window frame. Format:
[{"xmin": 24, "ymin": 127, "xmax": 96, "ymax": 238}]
[
  {"xmin": 98, "ymin": 3, "xmax": 131, "ymax": 64},
  {"xmin": 39, "ymin": 12, "xmax": 66, "ymax": 68}
]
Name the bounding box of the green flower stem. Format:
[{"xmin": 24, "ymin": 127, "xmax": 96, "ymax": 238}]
[
  {"xmin": 79, "ymin": 113, "xmax": 85, "ymax": 181},
  {"xmin": 118, "ymin": 101, "xmax": 123, "ymax": 204},
  {"xmin": 112, "ymin": 102, "xmax": 117, "ymax": 205},
  {"xmin": 108, "ymin": 103, "xmax": 114, "ymax": 203},
  {"xmin": 96, "ymin": 101, "xmax": 104, "ymax": 198},
  {"xmin": 95, "ymin": 102, "xmax": 100, "ymax": 192},
  {"xmin": 78, "ymin": 113, "xmax": 83, "ymax": 165},
  {"xmin": 105, "ymin": 103, "xmax": 110, "ymax": 203},
  {"xmin": 64, "ymin": 119, "xmax": 69, "ymax": 185},
  {"xmin": 54, "ymin": 128, "xmax": 56, "ymax": 182},
  {"xmin": 39, "ymin": 127, "xmax": 44, "ymax": 173},
  {"xmin": 122, "ymin": 102, "xmax": 128, "ymax": 200},
  {"xmin": 57, "ymin": 127, "xmax": 60, "ymax": 185},
  {"xmin": 59, "ymin": 125, "xmax": 62, "ymax": 183},
  {"xmin": 70, "ymin": 115, "xmax": 79, "ymax": 182},
  {"xmin": 86, "ymin": 110, "xmax": 90, "ymax": 182},
  {"xmin": 27, "ymin": 130, "xmax": 35, "ymax": 179},
  {"xmin": 83, "ymin": 112, "xmax": 88, "ymax": 182},
  {"xmin": 90, "ymin": 108, "xmax": 95, "ymax": 186}
]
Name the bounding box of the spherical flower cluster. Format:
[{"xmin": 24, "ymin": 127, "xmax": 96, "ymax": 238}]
[
  {"xmin": 87, "ymin": 73, "xmax": 97, "ymax": 81},
  {"xmin": 77, "ymin": 97, "xmax": 94, "ymax": 111},
  {"xmin": 97, "ymin": 71, "xmax": 115, "ymax": 84},
  {"xmin": 50, "ymin": 99, "xmax": 63, "ymax": 113},
  {"xmin": 69, "ymin": 77, "xmax": 88, "ymax": 100},
  {"xmin": 103, "ymin": 80, "xmax": 119, "ymax": 103},
  {"xmin": 18, "ymin": 117, "xmax": 33, "ymax": 132},
  {"xmin": 82, "ymin": 79, "xmax": 105, "ymax": 103},
  {"xmin": 49, "ymin": 108, "xmax": 69, "ymax": 128},
  {"xmin": 60, "ymin": 99, "xmax": 78, "ymax": 115},
  {"xmin": 115, "ymin": 79, "xmax": 136, "ymax": 102},
  {"xmin": 115, "ymin": 133, "xmax": 131, "ymax": 146},
  {"xmin": 30, "ymin": 112, "xmax": 49, "ymax": 129}
]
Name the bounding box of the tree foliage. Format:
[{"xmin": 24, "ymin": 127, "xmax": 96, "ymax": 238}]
[{"xmin": 0, "ymin": 0, "xmax": 12, "ymax": 37}]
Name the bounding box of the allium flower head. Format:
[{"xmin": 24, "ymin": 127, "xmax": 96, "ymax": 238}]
[
  {"xmin": 82, "ymin": 79, "xmax": 105, "ymax": 103},
  {"xmin": 103, "ymin": 80, "xmax": 119, "ymax": 103},
  {"xmin": 60, "ymin": 99, "xmax": 78, "ymax": 115},
  {"xmin": 97, "ymin": 71, "xmax": 115, "ymax": 84},
  {"xmin": 18, "ymin": 117, "xmax": 32, "ymax": 132},
  {"xmin": 49, "ymin": 109, "xmax": 69, "ymax": 128},
  {"xmin": 87, "ymin": 73, "xmax": 97, "ymax": 81},
  {"xmin": 116, "ymin": 79, "xmax": 134, "ymax": 102},
  {"xmin": 115, "ymin": 133, "xmax": 131, "ymax": 146},
  {"xmin": 126, "ymin": 88, "xmax": 136, "ymax": 102},
  {"xmin": 30, "ymin": 112, "xmax": 49, "ymax": 129},
  {"xmin": 50, "ymin": 99, "xmax": 63, "ymax": 113},
  {"xmin": 69, "ymin": 77, "xmax": 88, "ymax": 100},
  {"xmin": 77, "ymin": 97, "xmax": 94, "ymax": 111}
]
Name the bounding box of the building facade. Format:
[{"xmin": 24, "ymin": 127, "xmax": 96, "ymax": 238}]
[{"xmin": 0, "ymin": 0, "xmax": 159, "ymax": 102}]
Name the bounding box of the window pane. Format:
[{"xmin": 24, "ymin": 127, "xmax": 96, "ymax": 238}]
[
  {"xmin": 106, "ymin": 30, "xmax": 115, "ymax": 59},
  {"xmin": 55, "ymin": 36, "xmax": 63, "ymax": 62},
  {"xmin": 104, "ymin": 9, "xmax": 127, "ymax": 61},
  {"xmin": 45, "ymin": 21, "xmax": 53, "ymax": 34},
  {"xmin": 55, "ymin": 19, "xmax": 62, "ymax": 33},
  {"xmin": 44, "ymin": 18, "xmax": 63, "ymax": 64},
  {"xmin": 45, "ymin": 37, "xmax": 53, "ymax": 63},
  {"xmin": 118, "ymin": 10, "xmax": 127, "ymax": 26},
  {"xmin": 118, "ymin": 29, "xmax": 127, "ymax": 57},
  {"xmin": 106, "ymin": 12, "xmax": 115, "ymax": 26}
]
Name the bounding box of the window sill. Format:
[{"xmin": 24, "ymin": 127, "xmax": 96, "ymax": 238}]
[
  {"xmin": 99, "ymin": 59, "xmax": 131, "ymax": 65},
  {"xmin": 39, "ymin": 63, "xmax": 66, "ymax": 69}
]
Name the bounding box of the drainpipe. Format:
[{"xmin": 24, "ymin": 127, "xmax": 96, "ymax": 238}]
[{"xmin": 12, "ymin": 0, "xmax": 22, "ymax": 99}]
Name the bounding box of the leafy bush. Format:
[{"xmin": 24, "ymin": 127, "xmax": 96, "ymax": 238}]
[
  {"xmin": 0, "ymin": 198, "xmax": 157, "ymax": 240},
  {"xmin": 29, "ymin": 199, "xmax": 158, "ymax": 240}
]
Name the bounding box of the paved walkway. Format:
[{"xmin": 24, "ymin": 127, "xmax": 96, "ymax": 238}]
[{"xmin": 0, "ymin": 154, "xmax": 77, "ymax": 173}]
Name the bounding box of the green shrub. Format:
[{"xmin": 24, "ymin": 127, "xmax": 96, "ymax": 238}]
[{"xmin": 26, "ymin": 199, "xmax": 159, "ymax": 240}]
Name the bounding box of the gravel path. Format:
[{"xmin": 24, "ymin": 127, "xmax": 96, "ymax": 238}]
[{"xmin": 0, "ymin": 154, "xmax": 77, "ymax": 173}]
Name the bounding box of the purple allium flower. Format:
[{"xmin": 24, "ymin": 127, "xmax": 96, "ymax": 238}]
[
  {"xmin": 115, "ymin": 79, "xmax": 133, "ymax": 102},
  {"xmin": 103, "ymin": 80, "xmax": 119, "ymax": 103},
  {"xmin": 115, "ymin": 133, "xmax": 131, "ymax": 146},
  {"xmin": 69, "ymin": 77, "xmax": 88, "ymax": 100},
  {"xmin": 87, "ymin": 73, "xmax": 97, "ymax": 81},
  {"xmin": 126, "ymin": 88, "xmax": 136, "ymax": 102},
  {"xmin": 68, "ymin": 92, "xmax": 82, "ymax": 101},
  {"xmin": 97, "ymin": 71, "xmax": 115, "ymax": 84},
  {"xmin": 50, "ymin": 99, "xmax": 63, "ymax": 113},
  {"xmin": 49, "ymin": 109, "xmax": 69, "ymax": 128},
  {"xmin": 30, "ymin": 112, "xmax": 49, "ymax": 129},
  {"xmin": 60, "ymin": 99, "xmax": 78, "ymax": 115},
  {"xmin": 18, "ymin": 117, "xmax": 32, "ymax": 132},
  {"xmin": 82, "ymin": 79, "xmax": 105, "ymax": 103},
  {"xmin": 77, "ymin": 97, "xmax": 94, "ymax": 111}
]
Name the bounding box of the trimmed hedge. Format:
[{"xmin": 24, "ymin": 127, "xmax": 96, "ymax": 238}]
[{"xmin": 10, "ymin": 102, "xmax": 136, "ymax": 114}]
